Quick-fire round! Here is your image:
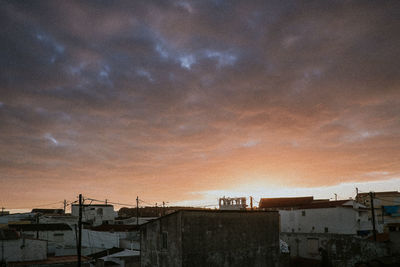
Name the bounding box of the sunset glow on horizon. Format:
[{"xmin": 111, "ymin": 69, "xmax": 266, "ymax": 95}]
[{"xmin": 1, "ymin": 1, "xmax": 399, "ymax": 211}]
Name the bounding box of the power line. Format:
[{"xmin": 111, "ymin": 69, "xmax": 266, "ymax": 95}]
[
  {"xmin": 85, "ymin": 198, "xmax": 137, "ymax": 207},
  {"xmin": 139, "ymin": 199, "xmax": 156, "ymax": 206},
  {"xmin": 7, "ymin": 201, "xmax": 64, "ymax": 210}
]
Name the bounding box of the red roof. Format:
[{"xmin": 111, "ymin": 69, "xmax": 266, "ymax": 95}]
[{"xmin": 259, "ymin": 197, "xmax": 314, "ymax": 209}]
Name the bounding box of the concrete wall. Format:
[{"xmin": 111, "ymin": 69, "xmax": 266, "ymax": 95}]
[
  {"xmin": 21, "ymin": 229, "xmax": 119, "ymax": 256},
  {"xmin": 141, "ymin": 211, "xmax": 183, "ymax": 267},
  {"xmin": 141, "ymin": 210, "xmax": 280, "ymax": 267},
  {"xmin": 389, "ymin": 231, "xmax": 400, "ymax": 254},
  {"xmin": 280, "ymin": 207, "xmax": 371, "ymax": 234},
  {"xmin": 21, "ymin": 230, "xmax": 75, "ymax": 254},
  {"xmin": 181, "ymin": 211, "xmax": 279, "ymax": 267},
  {"xmin": 0, "ymin": 238, "xmax": 47, "ymax": 262},
  {"xmin": 281, "ymin": 232, "xmax": 389, "ymax": 267}
]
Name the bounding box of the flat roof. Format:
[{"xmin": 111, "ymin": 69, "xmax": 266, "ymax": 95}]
[{"xmin": 139, "ymin": 209, "xmax": 278, "ymax": 227}]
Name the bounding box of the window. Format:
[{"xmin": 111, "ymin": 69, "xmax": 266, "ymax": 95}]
[
  {"xmin": 162, "ymin": 232, "xmax": 168, "ymax": 250},
  {"xmin": 302, "ymin": 211, "xmax": 306, "ymax": 216},
  {"xmin": 324, "ymin": 227, "xmax": 329, "ymax": 233}
]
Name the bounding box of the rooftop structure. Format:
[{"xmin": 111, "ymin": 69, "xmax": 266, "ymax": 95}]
[{"xmin": 218, "ymin": 197, "xmax": 247, "ymax": 210}]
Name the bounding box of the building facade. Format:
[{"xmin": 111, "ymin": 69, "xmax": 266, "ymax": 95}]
[
  {"xmin": 279, "ymin": 203, "xmax": 371, "ymax": 234},
  {"xmin": 356, "ymin": 191, "xmax": 400, "ymax": 232},
  {"xmin": 71, "ymin": 204, "xmax": 117, "ymax": 226},
  {"xmin": 8, "ymin": 223, "xmax": 75, "ymax": 255},
  {"xmin": 140, "ymin": 210, "xmax": 279, "ymax": 267},
  {"xmin": 0, "ymin": 229, "xmax": 47, "ymax": 264}
]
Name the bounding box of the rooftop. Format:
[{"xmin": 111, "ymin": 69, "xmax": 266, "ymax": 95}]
[
  {"xmin": 357, "ymin": 191, "xmax": 400, "ymax": 197},
  {"xmin": 139, "ymin": 209, "xmax": 278, "ymax": 227},
  {"xmin": 297, "ymin": 200, "xmax": 352, "ymax": 209},
  {"xmin": 89, "ymin": 224, "xmax": 139, "ymax": 232},
  {"xmin": 31, "ymin": 208, "xmax": 65, "ymax": 214},
  {"xmin": 259, "ymin": 196, "xmax": 314, "ymax": 209},
  {"xmin": 8, "ymin": 223, "xmax": 72, "ymax": 231}
]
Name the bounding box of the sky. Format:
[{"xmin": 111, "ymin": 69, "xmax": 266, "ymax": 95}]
[{"xmin": 1, "ymin": 0, "xmax": 399, "ymax": 211}]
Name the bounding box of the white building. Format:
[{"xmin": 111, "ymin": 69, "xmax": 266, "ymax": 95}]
[
  {"xmin": 259, "ymin": 197, "xmax": 376, "ymax": 235},
  {"xmin": 279, "ymin": 200, "xmax": 374, "ymax": 234},
  {"xmin": 0, "ymin": 229, "xmax": 47, "ymax": 263},
  {"xmin": 8, "ymin": 223, "xmax": 75, "ymax": 255},
  {"xmin": 71, "ymin": 204, "xmax": 117, "ymax": 226}
]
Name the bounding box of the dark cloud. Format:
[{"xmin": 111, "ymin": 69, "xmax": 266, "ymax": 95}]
[{"xmin": 1, "ymin": 0, "xmax": 399, "ymax": 207}]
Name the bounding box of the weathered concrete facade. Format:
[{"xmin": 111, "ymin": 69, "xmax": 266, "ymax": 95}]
[
  {"xmin": 140, "ymin": 210, "xmax": 279, "ymax": 267},
  {"xmin": 0, "ymin": 238, "xmax": 47, "ymax": 263}
]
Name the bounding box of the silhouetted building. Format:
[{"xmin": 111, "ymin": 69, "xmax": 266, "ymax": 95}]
[
  {"xmin": 31, "ymin": 209, "xmax": 64, "ymax": 215},
  {"xmin": 140, "ymin": 210, "xmax": 279, "ymax": 267}
]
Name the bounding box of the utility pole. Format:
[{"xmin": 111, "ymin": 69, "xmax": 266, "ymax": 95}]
[
  {"xmin": 369, "ymin": 192, "xmax": 377, "ymax": 242},
  {"xmin": 250, "ymin": 196, "xmax": 253, "ymax": 210},
  {"xmin": 105, "ymin": 199, "xmax": 108, "ymax": 205},
  {"xmin": 136, "ymin": 196, "xmax": 139, "ymax": 226},
  {"xmin": 63, "ymin": 200, "xmax": 67, "ymax": 214},
  {"xmin": 36, "ymin": 214, "xmax": 39, "ymax": 238},
  {"xmin": 162, "ymin": 201, "xmax": 165, "ymax": 216},
  {"xmin": 1, "ymin": 238, "xmax": 4, "ymax": 266},
  {"xmin": 78, "ymin": 194, "xmax": 83, "ymax": 267}
]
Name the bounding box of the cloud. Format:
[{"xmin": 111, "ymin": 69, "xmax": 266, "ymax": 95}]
[{"xmin": 0, "ymin": 0, "xmax": 399, "ymax": 207}]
